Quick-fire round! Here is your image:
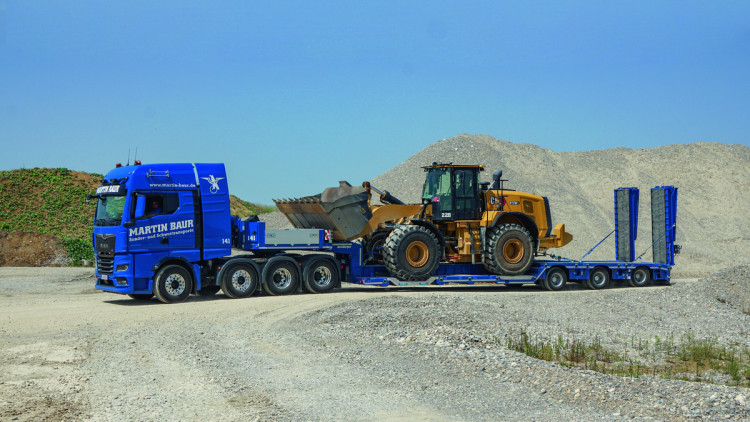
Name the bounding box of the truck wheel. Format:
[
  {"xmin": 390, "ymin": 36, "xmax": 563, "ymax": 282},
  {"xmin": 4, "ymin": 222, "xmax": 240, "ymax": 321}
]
[
  {"xmin": 628, "ymin": 267, "xmax": 651, "ymax": 287},
  {"xmin": 128, "ymin": 293, "xmax": 154, "ymax": 300},
  {"xmin": 587, "ymin": 267, "xmax": 610, "ymax": 290},
  {"xmin": 262, "ymin": 261, "xmax": 299, "ymax": 295},
  {"xmin": 383, "ymin": 225, "xmax": 440, "ymax": 281},
  {"xmin": 484, "ymin": 224, "xmax": 534, "ymax": 275},
  {"xmin": 543, "ymin": 267, "xmax": 567, "ymax": 291},
  {"xmin": 220, "ymin": 263, "xmax": 258, "ymax": 298},
  {"xmin": 153, "ymin": 265, "xmax": 193, "ymax": 304},
  {"xmin": 303, "ymin": 259, "xmax": 338, "ymax": 293}
]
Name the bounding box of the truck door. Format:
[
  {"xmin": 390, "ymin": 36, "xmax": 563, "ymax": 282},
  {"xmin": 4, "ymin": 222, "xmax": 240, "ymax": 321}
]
[{"xmin": 127, "ymin": 192, "xmax": 176, "ymax": 254}]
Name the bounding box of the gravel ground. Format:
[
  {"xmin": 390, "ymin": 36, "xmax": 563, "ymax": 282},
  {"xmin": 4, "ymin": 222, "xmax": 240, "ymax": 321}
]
[{"xmin": 1, "ymin": 267, "xmax": 748, "ymax": 421}]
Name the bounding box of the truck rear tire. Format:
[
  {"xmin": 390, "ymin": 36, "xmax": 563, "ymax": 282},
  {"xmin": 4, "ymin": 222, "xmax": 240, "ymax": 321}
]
[
  {"xmin": 628, "ymin": 267, "xmax": 651, "ymax": 287},
  {"xmin": 484, "ymin": 224, "xmax": 534, "ymax": 275},
  {"xmin": 383, "ymin": 225, "xmax": 440, "ymax": 281},
  {"xmin": 303, "ymin": 259, "xmax": 338, "ymax": 293},
  {"xmin": 543, "ymin": 267, "xmax": 567, "ymax": 291},
  {"xmin": 220, "ymin": 263, "xmax": 258, "ymax": 298},
  {"xmin": 587, "ymin": 267, "xmax": 610, "ymax": 290},
  {"xmin": 153, "ymin": 265, "xmax": 193, "ymax": 304},
  {"xmin": 262, "ymin": 260, "xmax": 299, "ymax": 295}
]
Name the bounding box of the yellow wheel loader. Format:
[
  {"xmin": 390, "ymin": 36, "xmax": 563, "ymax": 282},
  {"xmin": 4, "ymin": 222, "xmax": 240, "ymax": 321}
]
[{"xmin": 274, "ymin": 163, "xmax": 572, "ymax": 281}]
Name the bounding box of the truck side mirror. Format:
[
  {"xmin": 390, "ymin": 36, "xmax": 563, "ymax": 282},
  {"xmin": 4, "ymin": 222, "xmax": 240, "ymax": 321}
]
[{"xmin": 134, "ymin": 195, "xmax": 146, "ymax": 219}]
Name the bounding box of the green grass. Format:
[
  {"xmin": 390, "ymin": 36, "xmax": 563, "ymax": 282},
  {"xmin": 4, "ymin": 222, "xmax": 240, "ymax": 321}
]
[{"xmin": 503, "ymin": 329, "xmax": 750, "ymax": 387}]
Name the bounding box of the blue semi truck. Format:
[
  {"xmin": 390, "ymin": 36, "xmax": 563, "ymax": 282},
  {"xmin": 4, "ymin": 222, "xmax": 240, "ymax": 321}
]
[{"xmin": 91, "ymin": 162, "xmax": 678, "ymax": 303}]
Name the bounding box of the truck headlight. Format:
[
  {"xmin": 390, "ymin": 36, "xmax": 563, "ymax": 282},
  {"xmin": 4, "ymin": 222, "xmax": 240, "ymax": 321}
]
[
  {"xmin": 115, "ymin": 277, "xmax": 128, "ymax": 286},
  {"xmin": 116, "ymin": 264, "xmax": 129, "ymax": 272}
]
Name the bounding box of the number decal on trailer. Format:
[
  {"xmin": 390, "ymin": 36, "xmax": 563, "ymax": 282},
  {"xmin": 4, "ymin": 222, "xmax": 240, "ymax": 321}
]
[
  {"xmin": 442, "ymin": 212, "xmax": 451, "ymax": 218},
  {"xmin": 222, "ymin": 238, "xmax": 231, "ymax": 245}
]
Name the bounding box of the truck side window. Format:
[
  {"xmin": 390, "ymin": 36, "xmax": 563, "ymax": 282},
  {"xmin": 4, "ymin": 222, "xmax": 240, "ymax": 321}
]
[{"xmin": 145, "ymin": 193, "xmax": 179, "ymax": 217}]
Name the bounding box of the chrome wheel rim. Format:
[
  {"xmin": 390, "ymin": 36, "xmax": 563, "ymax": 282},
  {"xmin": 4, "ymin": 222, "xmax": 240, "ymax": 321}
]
[
  {"xmin": 312, "ymin": 266, "xmax": 332, "ymax": 287},
  {"xmin": 232, "ymin": 269, "xmax": 253, "ymax": 292},
  {"xmin": 165, "ymin": 273, "xmax": 186, "ymax": 296},
  {"xmin": 272, "ymin": 268, "xmax": 292, "ymax": 289}
]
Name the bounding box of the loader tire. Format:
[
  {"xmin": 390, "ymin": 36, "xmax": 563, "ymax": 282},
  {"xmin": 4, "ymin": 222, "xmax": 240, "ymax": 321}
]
[
  {"xmin": 383, "ymin": 225, "xmax": 440, "ymax": 281},
  {"xmin": 484, "ymin": 224, "xmax": 534, "ymax": 275}
]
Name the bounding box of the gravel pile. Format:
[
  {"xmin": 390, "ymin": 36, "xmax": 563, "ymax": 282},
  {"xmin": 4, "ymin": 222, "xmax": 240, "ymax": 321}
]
[
  {"xmin": 689, "ymin": 265, "xmax": 750, "ymax": 316},
  {"xmin": 258, "ymin": 211, "xmax": 293, "ymax": 229}
]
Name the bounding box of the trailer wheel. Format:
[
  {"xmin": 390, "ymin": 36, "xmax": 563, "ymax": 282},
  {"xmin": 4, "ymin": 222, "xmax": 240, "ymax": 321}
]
[
  {"xmin": 484, "ymin": 224, "xmax": 534, "ymax": 275},
  {"xmin": 220, "ymin": 263, "xmax": 258, "ymax": 298},
  {"xmin": 128, "ymin": 293, "xmax": 154, "ymax": 300},
  {"xmin": 543, "ymin": 267, "xmax": 567, "ymax": 291},
  {"xmin": 587, "ymin": 267, "xmax": 610, "ymax": 290},
  {"xmin": 383, "ymin": 225, "xmax": 440, "ymax": 281},
  {"xmin": 262, "ymin": 261, "xmax": 299, "ymax": 295},
  {"xmin": 153, "ymin": 265, "xmax": 193, "ymax": 304},
  {"xmin": 197, "ymin": 286, "xmax": 220, "ymax": 296},
  {"xmin": 628, "ymin": 267, "xmax": 651, "ymax": 287},
  {"xmin": 303, "ymin": 259, "xmax": 338, "ymax": 293}
]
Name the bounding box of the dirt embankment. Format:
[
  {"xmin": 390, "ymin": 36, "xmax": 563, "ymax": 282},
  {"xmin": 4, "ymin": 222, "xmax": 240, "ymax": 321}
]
[{"xmin": 0, "ymin": 231, "xmax": 69, "ymax": 266}]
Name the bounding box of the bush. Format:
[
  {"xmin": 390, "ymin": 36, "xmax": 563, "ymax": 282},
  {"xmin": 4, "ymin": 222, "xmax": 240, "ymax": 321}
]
[{"xmin": 61, "ymin": 237, "xmax": 93, "ymax": 264}]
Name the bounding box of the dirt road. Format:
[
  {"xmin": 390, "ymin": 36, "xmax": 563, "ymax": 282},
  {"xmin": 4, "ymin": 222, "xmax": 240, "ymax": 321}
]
[{"xmin": 1, "ymin": 268, "xmax": 748, "ymax": 421}]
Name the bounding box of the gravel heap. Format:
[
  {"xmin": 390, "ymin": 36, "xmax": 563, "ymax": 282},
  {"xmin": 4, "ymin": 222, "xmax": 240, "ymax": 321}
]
[{"xmin": 689, "ymin": 264, "xmax": 750, "ymax": 315}]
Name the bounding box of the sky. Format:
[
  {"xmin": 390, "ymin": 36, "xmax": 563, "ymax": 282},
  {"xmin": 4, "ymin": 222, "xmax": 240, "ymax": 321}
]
[{"xmin": 1, "ymin": 1, "xmax": 749, "ymax": 204}]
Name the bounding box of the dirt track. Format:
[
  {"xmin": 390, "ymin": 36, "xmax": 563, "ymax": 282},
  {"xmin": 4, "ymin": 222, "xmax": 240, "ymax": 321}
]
[{"xmin": 2, "ymin": 268, "xmax": 749, "ymax": 421}]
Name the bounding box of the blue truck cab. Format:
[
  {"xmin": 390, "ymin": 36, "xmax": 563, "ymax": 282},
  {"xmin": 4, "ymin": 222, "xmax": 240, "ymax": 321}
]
[{"xmin": 92, "ymin": 162, "xmax": 232, "ymax": 301}]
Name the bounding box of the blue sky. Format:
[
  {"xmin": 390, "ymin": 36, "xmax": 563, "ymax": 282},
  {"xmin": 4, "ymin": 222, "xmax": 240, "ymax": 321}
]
[{"xmin": 1, "ymin": 1, "xmax": 748, "ymax": 203}]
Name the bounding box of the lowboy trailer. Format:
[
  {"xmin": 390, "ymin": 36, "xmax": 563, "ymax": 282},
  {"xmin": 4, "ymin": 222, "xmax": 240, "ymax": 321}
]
[{"xmin": 91, "ymin": 162, "xmax": 677, "ymax": 303}]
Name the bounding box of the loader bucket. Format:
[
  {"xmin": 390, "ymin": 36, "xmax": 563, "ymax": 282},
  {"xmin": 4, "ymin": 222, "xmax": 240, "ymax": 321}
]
[{"xmin": 274, "ymin": 181, "xmax": 372, "ymax": 241}]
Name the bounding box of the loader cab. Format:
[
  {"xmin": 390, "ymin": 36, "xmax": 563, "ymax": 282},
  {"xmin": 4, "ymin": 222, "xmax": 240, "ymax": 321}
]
[{"xmin": 422, "ymin": 164, "xmax": 484, "ymax": 221}]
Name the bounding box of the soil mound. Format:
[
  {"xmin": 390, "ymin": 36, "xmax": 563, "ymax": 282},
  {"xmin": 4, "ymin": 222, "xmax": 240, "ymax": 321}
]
[{"xmin": 0, "ymin": 231, "xmax": 69, "ymax": 267}]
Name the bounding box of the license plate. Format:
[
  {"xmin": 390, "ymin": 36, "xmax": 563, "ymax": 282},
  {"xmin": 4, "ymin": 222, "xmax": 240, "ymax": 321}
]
[{"xmin": 102, "ymin": 274, "xmax": 108, "ymax": 281}]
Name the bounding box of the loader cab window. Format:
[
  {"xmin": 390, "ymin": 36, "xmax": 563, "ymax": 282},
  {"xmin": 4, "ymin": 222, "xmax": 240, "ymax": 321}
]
[{"xmin": 422, "ymin": 168, "xmax": 453, "ymax": 210}]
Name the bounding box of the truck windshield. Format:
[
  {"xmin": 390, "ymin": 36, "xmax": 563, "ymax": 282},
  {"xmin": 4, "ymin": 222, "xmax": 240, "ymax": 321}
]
[{"xmin": 94, "ymin": 194, "xmax": 127, "ymax": 226}]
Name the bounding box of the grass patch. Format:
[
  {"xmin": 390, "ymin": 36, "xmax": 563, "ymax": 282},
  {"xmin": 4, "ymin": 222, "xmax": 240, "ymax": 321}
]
[{"xmin": 504, "ymin": 329, "xmax": 750, "ymax": 387}]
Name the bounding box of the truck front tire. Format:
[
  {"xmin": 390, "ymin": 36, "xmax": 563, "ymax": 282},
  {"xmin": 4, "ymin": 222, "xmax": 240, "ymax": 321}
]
[{"xmin": 153, "ymin": 265, "xmax": 193, "ymax": 304}]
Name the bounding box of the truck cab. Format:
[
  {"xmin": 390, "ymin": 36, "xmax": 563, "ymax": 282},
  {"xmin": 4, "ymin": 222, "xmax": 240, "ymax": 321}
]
[{"xmin": 91, "ymin": 162, "xmax": 231, "ymax": 300}]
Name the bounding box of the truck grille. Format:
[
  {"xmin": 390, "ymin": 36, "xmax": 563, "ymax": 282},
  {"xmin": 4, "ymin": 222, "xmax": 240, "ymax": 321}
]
[{"xmin": 96, "ymin": 253, "xmax": 114, "ymax": 275}]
